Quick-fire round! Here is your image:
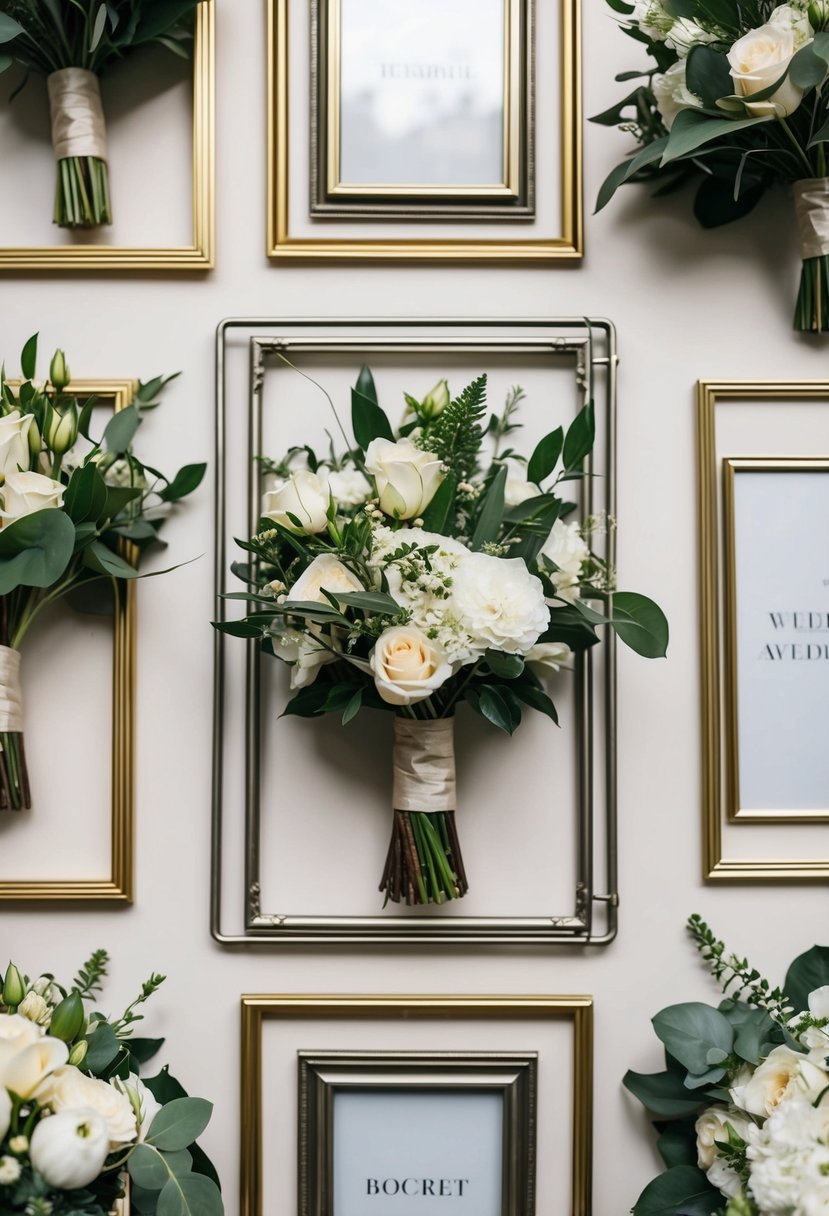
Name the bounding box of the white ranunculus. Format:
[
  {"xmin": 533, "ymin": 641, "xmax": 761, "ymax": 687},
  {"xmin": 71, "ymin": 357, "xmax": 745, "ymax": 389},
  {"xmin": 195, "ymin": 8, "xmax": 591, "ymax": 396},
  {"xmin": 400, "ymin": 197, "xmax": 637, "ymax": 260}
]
[
  {"xmin": 0, "ymin": 1087, "xmax": 10, "ymax": 1142},
  {"xmin": 0, "ymin": 470, "xmax": 64, "ymax": 526},
  {"xmin": 771, "ymin": 3, "xmax": 815, "ymax": 48},
  {"xmin": 504, "ymin": 476, "xmax": 540, "ymax": 508},
  {"xmin": 39, "ymin": 1065, "xmax": 137, "ymax": 1147},
  {"xmin": 0, "ymin": 412, "xmax": 33, "ymax": 485},
  {"xmin": 321, "ymin": 466, "xmax": 372, "ymax": 508},
  {"xmin": 653, "ymin": 60, "xmax": 704, "ymax": 129},
  {"xmin": 728, "ymin": 18, "xmax": 807, "ymax": 117},
  {"xmin": 666, "ymin": 17, "xmax": 720, "ymax": 55},
  {"xmin": 631, "ymin": 0, "xmax": 675, "ymax": 40},
  {"xmin": 17, "ymin": 992, "xmax": 51, "ymax": 1028},
  {"xmin": 731, "ymin": 1045, "xmax": 829, "ymax": 1117},
  {"xmin": 2, "ymin": 1036, "xmax": 68, "ymax": 1099},
  {"xmin": 263, "ymin": 470, "xmax": 329, "ymax": 535},
  {"xmin": 364, "ymin": 438, "xmax": 444, "ymax": 520},
  {"xmin": 696, "ymin": 1106, "xmax": 753, "ymax": 1169},
  {"xmin": 29, "ymin": 1106, "xmax": 110, "ymax": 1190},
  {"xmin": 525, "ymin": 642, "xmax": 572, "ymax": 674},
  {"xmin": 542, "ymin": 519, "xmax": 589, "ymax": 603},
  {"xmin": 370, "ymin": 625, "xmax": 452, "ymax": 706},
  {"xmin": 287, "ymin": 554, "xmax": 364, "ymax": 606},
  {"xmin": 450, "ymin": 554, "xmax": 549, "ymax": 654}
]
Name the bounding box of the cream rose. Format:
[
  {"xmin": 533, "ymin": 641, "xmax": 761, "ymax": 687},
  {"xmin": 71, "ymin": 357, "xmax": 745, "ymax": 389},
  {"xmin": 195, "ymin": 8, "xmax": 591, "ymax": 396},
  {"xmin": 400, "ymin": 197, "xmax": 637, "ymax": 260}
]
[
  {"xmin": 728, "ymin": 16, "xmax": 808, "ymax": 117},
  {"xmin": 542, "ymin": 519, "xmax": 589, "ymax": 603},
  {"xmin": 321, "ymin": 466, "xmax": 372, "ymax": 508},
  {"xmin": 364, "ymin": 438, "xmax": 444, "ymax": 520},
  {"xmin": 0, "ymin": 412, "xmax": 34, "ymax": 485},
  {"xmin": 287, "ymin": 554, "xmax": 364, "ymax": 606},
  {"xmin": 653, "ymin": 60, "xmax": 704, "ymax": 129},
  {"xmin": 370, "ymin": 625, "xmax": 452, "ymax": 706},
  {"xmin": 0, "ymin": 470, "xmax": 64, "ymax": 526},
  {"xmin": 29, "ymin": 1107, "xmax": 110, "ymax": 1190},
  {"xmin": 696, "ymin": 1106, "xmax": 753, "ymax": 1169},
  {"xmin": 2, "ymin": 1036, "xmax": 68, "ymax": 1099},
  {"xmin": 263, "ymin": 470, "xmax": 329, "ymax": 534},
  {"xmin": 0, "ymin": 1087, "xmax": 10, "ymax": 1142},
  {"xmin": 450, "ymin": 554, "xmax": 549, "ymax": 654},
  {"xmin": 730, "ymin": 1045, "xmax": 829, "ymax": 1117},
  {"xmin": 39, "ymin": 1065, "xmax": 137, "ymax": 1147}
]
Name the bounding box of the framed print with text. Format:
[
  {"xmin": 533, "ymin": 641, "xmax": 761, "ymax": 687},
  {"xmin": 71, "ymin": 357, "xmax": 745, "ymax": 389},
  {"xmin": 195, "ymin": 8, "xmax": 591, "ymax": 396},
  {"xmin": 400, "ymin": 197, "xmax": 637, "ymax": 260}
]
[
  {"xmin": 240, "ymin": 995, "xmax": 592, "ymax": 1216},
  {"xmin": 311, "ymin": 0, "xmax": 535, "ymax": 219},
  {"xmin": 698, "ymin": 381, "xmax": 829, "ymax": 881},
  {"xmin": 267, "ymin": 0, "xmax": 581, "ymax": 260}
]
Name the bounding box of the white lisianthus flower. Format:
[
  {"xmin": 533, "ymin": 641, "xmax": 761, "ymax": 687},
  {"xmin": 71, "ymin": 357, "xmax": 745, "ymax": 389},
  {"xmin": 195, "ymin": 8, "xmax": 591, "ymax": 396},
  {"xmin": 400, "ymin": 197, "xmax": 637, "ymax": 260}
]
[
  {"xmin": 263, "ymin": 470, "xmax": 330, "ymax": 535},
  {"xmin": 31, "ymin": 976, "xmax": 62, "ymax": 1006},
  {"xmin": 542, "ymin": 519, "xmax": 589, "ymax": 603},
  {"xmin": 114, "ymin": 1074, "xmax": 161, "ymax": 1144},
  {"xmin": 631, "ymin": 0, "xmax": 675, "ymax": 40},
  {"xmin": 0, "ymin": 412, "xmax": 34, "ymax": 485},
  {"xmin": 0, "ymin": 470, "xmax": 64, "ymax": 526},
  {"xmin": 271, "ymin": 626, "xmax": 339, "ymax": 690},
  {"xmin": 666, "ymin": 17, "xmax": 720, "ymax": 55},
  {"xmin": 370, "ymin": 625, "xmax": 452, "ymax": 706},
  {"xmin": 320, "ymin": 466, "xmax": 372, "ymax": 508},
  {"xmin": 747, "ymin": 1099, "xmax": 829, "ymax": 1212},
  {"xmin": 450, "ymin": 554, "xmax": 549, "ymax": 655},
  {"xmin": 29, "ymin": 1107, "xmax": 110, "ymax": 1190},
  {"xmin": 364, "ymin": 437, "xmax": 444, "ymax": 520},
  {"xmin": 525, "ymin": 642, "xmax": 571, "ymax": 674},
  {"xmin": 504, "ymin": 476, "xmax": 540, "ymax": 508},
  {"xmin": 653, "ymin": 60, "xmax": 704, "ymax": 129},
  {"xmin": 2, "ymin": 1036, "xmax": 68, "ymax": 1099},
  {"xmin": 0, "ymin": 1155, "xmax": 21, "ymax": 1185},
  {"xmin": 728, "ymin": 18, "xmax": 806, "ymax": 117},
  {"xmin": 0, "ymin": 1087, "xmax": 11, "ymax": 1142},
  {"xmin": 38, "ymin": 1065, "xmax": 137, "ymax": 1147},
  {"xmin": 287, "ymin": 554, "xmax": 364, "ymax": 607},
  {"xmin": 731, "ymin": 1045, "xmax": 829, "ymax": 1117},
  {"xmin": 17, "ymin": 992, "xmax": 52, "ymax": 1028},
  {"xmin": 696, "ymin": 1106, "xmax": 753, "ymax": 1168}
]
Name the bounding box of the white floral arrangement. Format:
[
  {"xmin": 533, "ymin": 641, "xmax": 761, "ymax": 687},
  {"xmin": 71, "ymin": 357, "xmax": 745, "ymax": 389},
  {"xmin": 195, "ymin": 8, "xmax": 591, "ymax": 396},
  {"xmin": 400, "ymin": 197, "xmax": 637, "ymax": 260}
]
[
  {"xmin": 0, "ymin": 953, "xmax": 223, "ymax": 1216},
  {"xmin": 217, "ymin": 368, "xmax": 667, "ymax": 906},
  {"xmin": 596, "ymin": 0, "xmax": 829, "ymax": 332},
  {"xmin": 627, "ymin": 915, "xmax": 829, "ymax": 1215}
]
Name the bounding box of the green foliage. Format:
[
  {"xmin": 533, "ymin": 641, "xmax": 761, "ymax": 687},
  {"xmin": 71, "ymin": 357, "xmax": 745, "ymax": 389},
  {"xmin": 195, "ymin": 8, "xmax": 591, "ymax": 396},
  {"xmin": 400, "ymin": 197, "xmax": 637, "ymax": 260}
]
[
  {"xmin": 423, "ymin": 374, "xmax": 488, "ymax": 483},
  {"xmin": 351, "ymin": 365, "xmax": 394, "ymax": 451},
  {"xmin": 73, "ymin": 948, "xmax": 109, "ymax": 997},
  {"xmin": 632, "ymin": 1165, "xmax": 722, "ymax": 1216},
  {"xmin": 785, "ymin": 946, "xmax": 829, "ymax": 1014},
  {"xmin": 0, "ymin": 510, "xmax": 75, "ymax": 594}
]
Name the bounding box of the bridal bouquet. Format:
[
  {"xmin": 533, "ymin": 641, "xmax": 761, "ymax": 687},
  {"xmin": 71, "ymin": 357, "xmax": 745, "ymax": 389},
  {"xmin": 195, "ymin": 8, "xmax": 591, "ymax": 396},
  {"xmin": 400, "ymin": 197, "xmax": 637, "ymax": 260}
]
[
  {"xmin": 0, "ymin": 334, "xmax": 205, "ymax": 812},
  {"xmin": 626, "ymin": 915, "xmax": 829, "ymax": 1215},
  {"xmin": 217, "ymin": 368, "xmax": 667, "ymax": 906},
  {"xmin": 596, "ymin": 0, "xmax": 829, "ymax": 332},
  {"xmin": 0, "ymin": 952, "xmax": 223, "ymax": 1216},
  {"xmin": 0, "ymin": 0, "xmax": 205, "ymax": 228}
]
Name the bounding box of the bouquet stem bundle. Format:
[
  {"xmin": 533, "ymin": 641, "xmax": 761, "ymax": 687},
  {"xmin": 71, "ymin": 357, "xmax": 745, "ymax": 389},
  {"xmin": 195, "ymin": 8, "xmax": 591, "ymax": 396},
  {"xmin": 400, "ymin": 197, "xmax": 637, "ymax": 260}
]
[
  {"xmin": 55, "ymin": 154, "xmax": 111, "ymax": 228},
  {"xmin": 795, "ymin": 254, "xmax": 829, "ymax": 331}
]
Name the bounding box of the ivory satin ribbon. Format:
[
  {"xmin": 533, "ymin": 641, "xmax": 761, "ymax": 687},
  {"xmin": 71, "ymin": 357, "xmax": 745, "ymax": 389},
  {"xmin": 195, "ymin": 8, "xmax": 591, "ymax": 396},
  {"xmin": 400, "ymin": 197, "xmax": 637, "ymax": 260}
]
[
  {"xmin": 47, "ymin": 68, "xmax": 108, "ymax": 162},
  {"xmin": 0, "ymin": 646, "xmax": 23, "ymax": 733},
  {"xmin": 392, "ymin": 717, "xmax": 456, "ymax": 813},
  {"xmin": 793, "ymin": 178, "xmax": 829, "ymax": 260}
]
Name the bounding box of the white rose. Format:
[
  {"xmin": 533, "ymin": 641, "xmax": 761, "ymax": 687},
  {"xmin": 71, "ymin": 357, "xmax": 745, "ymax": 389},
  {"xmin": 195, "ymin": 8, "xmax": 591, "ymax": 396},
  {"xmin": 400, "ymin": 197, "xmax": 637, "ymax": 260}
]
[
  {"xmin": 0, "ymin": 412, "xmax": 33, "ymax": 485},
  {"xmin": 370, "ymin": 625, "xmax": 452, "ymax": 706},
  {"xmin": 0, "ymin": 1013, "xmax": 42, "ymax": 1056},
  {"xmin": 0, "ymin": 1087, "xmax": 10, "ymax": 1142},
  {"xmin": 38, "ymin": 1065, "xmax": 137, "ymax": 1147},
  {"xmin": 631, "ymin": 0, "xmax": 675, "ymax": 40},
  {"xmin": 17, "ymin": 992, "xmax": 51, "ymax": 1028},
  {"xmin": 541, "ymin": 519, "xmax": 589, "ymax": 603},
  {"xmin": 728, "ymin": 20, "xmax": 806, "ymax": 117},
  {"xmin": 653, "ymin": 60, "xmax": 704, "ymax": 129},
  {"xmin": 696, "ymin": 1106, "xmax": 753, "ymax": 1168},
  {"xmin": 525, "ymin": 641, "xmax": 572, "ymax": 674},
  {"xmin": 364, "ymin": 438, "xmax": 444, "ymax": 520},
  {"xmin": 450, "ymin": 553, "xmax": 549, "ymax": 654},
  {"xmin": 287, "ymin": 554, "xmax": 364, "ymax": 606},
  {"xmin": 0, "ymin": 1155, "xmax": 21, "ymax": 1185},
  {"xmin": 321, "ymin": 466, "xmax": 372, "ymax": 508},
  {"xmin": 263, "ymin": 470, "xmax": 329, "ymax": 535},
  {"xmin": 29, "ymin": 1107, "xmax": 110, "ymax": 1190},
  {"xmin": 731, "ymin": 1045, "xmax": 829, "ymax": 1117},
  {"xmin": 0, "ymin": 470, "xmax": 64, "ymax": 526},
  {"xmin": 770, "ymin": 3, "xmax": 814, "ymax": 48},
  {"xmin": 504, "ymin": 476, "xmax": 540, "ymax": 508},
  {"xmin": 2, "ymin": 1036, "xmax": 68, "ymax": 1099},
  {"xmin": 666, "ymin": 17, "xmax": 720, "ymax": 55}
]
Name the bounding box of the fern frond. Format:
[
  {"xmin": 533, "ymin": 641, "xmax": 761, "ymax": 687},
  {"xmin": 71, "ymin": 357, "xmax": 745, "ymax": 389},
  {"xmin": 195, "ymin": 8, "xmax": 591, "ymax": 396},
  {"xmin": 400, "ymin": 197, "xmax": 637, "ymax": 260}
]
[{"xmin": 425, "ymin": 374, "xmax": 488, "ymax": 484}]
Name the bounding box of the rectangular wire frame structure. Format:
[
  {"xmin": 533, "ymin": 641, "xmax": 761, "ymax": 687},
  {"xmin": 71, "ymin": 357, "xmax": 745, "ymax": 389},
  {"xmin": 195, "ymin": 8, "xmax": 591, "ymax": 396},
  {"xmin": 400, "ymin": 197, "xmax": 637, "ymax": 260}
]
[{"xmin": 212, "ymin": 318, "xmax": 618, "ymax": 944}]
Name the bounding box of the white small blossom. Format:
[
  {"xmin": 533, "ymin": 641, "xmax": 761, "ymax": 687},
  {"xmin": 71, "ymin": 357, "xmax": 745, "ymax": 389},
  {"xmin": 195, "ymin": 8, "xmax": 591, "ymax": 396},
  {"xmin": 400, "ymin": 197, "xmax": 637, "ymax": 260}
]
[
  {"xmin": 666, "ymin": 17, "xmax": 721, "ymax": 55},
  {"xmin": 631, "ymin": 0, "xmax": 675, "ymax": 40},
  {"xmin": 0, "ymin": 1156, "xmax": 22, "ymax": 1184}
]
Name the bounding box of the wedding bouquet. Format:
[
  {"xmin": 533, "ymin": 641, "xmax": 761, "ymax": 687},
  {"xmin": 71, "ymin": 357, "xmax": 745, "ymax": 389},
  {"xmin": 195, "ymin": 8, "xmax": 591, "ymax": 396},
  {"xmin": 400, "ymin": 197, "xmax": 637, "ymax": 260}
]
[
  {"xmin": 0, "ymin": 0, "xmax": 205, "ymax": 228},
  {"xmin": 0, "ymin": 334, "xmax": 205, "ymax": 812},
  {"xmin": 626, "ymin": 915, "xmax": 829, "ymax": 1215},
  {"xmin": 217, "ymin": 368, "xmax": 667, "ymax": 906},
  {"xmin": 596, "ymin": 0, "xmax": 829, "ymax": 332},
  {"xmin": 0, "ymin": 952, "xmax": 223, "ymax": 1216}
]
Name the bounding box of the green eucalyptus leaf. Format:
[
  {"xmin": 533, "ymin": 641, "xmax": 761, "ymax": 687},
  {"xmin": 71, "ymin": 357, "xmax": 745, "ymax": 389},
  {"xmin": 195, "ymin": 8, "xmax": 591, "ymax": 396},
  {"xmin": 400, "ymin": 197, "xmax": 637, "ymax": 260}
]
[
  {"xmin": 632, "ymin": 1164, "xmax": 722, "ymax": 1216},
  {"xmin": 147, "ymin": 1096, "xmax": 213, "ymax": 1152},
  {"xmin": 129, "ymin": 1144, "xmax": 169, "ymax": 1192},
  {"xmin": 0, "ymin": 509, "xmax": 75, "ymax": 594},
  {"xmin": 651, "ymin": 1003, "xmax": 734, "ymax": 1076},
  {"xmin": 156, "ymin": 1173, "xmax": 223, "ymax": 1216},
  {"xmin": 609, "ymin": 592, "xmax": 669, "ymax": 658},
  {"xmin": 103, "ymin": 404, "xmax": 140, "ymax": 453}
]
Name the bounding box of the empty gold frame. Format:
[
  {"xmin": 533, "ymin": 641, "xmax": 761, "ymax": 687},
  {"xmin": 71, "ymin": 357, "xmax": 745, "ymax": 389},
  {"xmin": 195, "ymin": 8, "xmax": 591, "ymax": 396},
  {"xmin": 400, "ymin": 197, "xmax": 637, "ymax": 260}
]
[
  {"xmin": 0, "ymin": 2, "xmax": 214, "ymax": 271},
  {"xmin": 0, "ymin": 380, "xmax": 136, "ymax": 901},
  {"xmin": 267, "ymin": 0, "xmax": 582, "ymax": 259},
  {"xmin": 698, "ymin": 380, "xmax": 829, "ymax": 881}
]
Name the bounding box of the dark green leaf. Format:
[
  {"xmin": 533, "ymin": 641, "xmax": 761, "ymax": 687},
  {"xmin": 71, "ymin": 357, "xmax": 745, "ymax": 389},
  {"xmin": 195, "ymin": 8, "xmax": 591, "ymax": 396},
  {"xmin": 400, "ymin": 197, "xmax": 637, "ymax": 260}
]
[
  {"xmin": 65, "ymin": 463, "xmax": 108, "ymax": 525},
  {"xmin": 652, "ymin": 1003, "xmax": 734, "ymax": 1076},
  {"xmin": 124, "ymin": 1037, "xmax": 165, "ymax": 1066},
  {"xmin": 467, "ymin": 684, "xmax": 521, "ymax": 734},
  {"xmin": 527, "ymin": 426, "xmax": 563, "ymax": 485},
  {"xmin": 503, "ymin": 493, "xmax": 561, "ymax": 526},
  {"xmin": 632, "ymin": 1164, "xmax": 722, "ymax": 1216},
  {"xmin": 563, "ymin": 403, "xmax": 595, "ymax": 471},
  {"xmin": 104, "ymin": 485, "xmax": 144, "ymax": 518},
  {"xmin": 786, "ymin": 946, "xmax": 829, "ymax": 1014},
  {"xmin": 84, "ymin": 1021, "xmax": 121, "ymax": 1074},
  {"xmin": 83, "ymin": 540, "xmax": 139, "ymax": 580},
  {"xmin": 213, "ymin": 618, "xmax": 267, "ymax": 639},
  {"xmin": 694, "ymin": 174, "xmax": 766, "ymax": 228},
  {"xmin": 20, "ymin": 333, "xmax": 38, "ymax": 381},
  {"xmin": 685, "ymin": 46, "xmax": 731, "ymax": 109},
  {"xmin": 662, "ymin": 109, "xmax": 771, "ymax": 164},
  {"xmin": 471, "ymin": 465, "xmax": 507, "ymax": 550},
  {"xmin": 789, "ymin": 33, "xmax": 829, "ymax": 89},
  {"xmin": 134, "ymin": 0, "xmax": 200, "ymax": 43},
  {"xmin": 147, "ymin": 1097, "xmax": 212, "ymax": 1152},
  {"xmin": 656, "ymin": 1120, "xmax": 699, "ymax": 1169},
  {"xmin": 623, "ymin": 1067, "xmax": 706, "ymax": 1119},
  {"xmin": 355, "ymin": 364, "xmax": 378, "ymax": 405},
  {"xmin": 157, "ymin": 1173, "xmax": 223, "ymax": 1216},
  {"xmin": 0, "ymin": 509, "xmax": 75, "ymax": 594},
  {"xmin": 103, "ymin": 405, "xmax": 140, "ymax": 453},
  {"xmin": 485, "ymin": 649, "xmax": 524, "ymax": 679},
  {"xmin": 511, "ymin": 680, "xmax": 559, "ymax": 725},
  {"xmin": 77, "ymin": 395, "xmax": 99, "ymax": 440},
  {"xmin": 420, "ymin": 471, "xmax": 457, "ymax": 534},
  {"xmin": 341, "ymin": 689, "xmax": 362, "ymax": 725},
  {"xmin": 334, "ymin": 590, "xmax": 401, "ymax": 615},
  {"xmin": 719, "ymin": 1000, "xmax": 779, "ymax": 1065},
  {"xmin": 351, "ymin": 369, "xmax": 394, "ymax": 451},
  {"xmin": 542, "ymin": 605, "xmax": 600, "ymax": 652},
  {"xmin": 90, "ymin": 3, "xmax": 108, "ymax": 51},
  {"xmin": 159, "ymin": 463, "xmax": 206, "ymax": 502},
  {"xmin": 610, "ymin": 591, "xmax": 669, "ymax": 658},
  {"xmin": 595, "ymin": 137, "xmax": 669, "ymax": 212}
]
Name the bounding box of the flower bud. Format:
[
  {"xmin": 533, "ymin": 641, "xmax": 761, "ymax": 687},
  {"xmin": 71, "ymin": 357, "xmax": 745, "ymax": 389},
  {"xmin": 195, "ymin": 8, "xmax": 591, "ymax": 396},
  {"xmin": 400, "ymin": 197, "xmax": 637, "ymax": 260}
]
[
  {"xmin": 49, "ymin": 350, "xmax": 70, "ymax": 392},
  {"xmin": 420, "ymin": 378, "xmax": 450, "ymax": 419},
  {"xmin": 27, "ymin": 415, "xmax": 41, "ymax": 459},
  {"xmin": 68, "ymin": 1040, "xmax": 89, "ymax": 1068},
  {"xmin": 44, "ymin": 402, "xmax": 78, "ymax": 457},
  {"xmin": 3, "ymin": 962, "xmax": 25, "ymax": 1009},
  {"xmin": 810, "ymin": 1, "xmax": 829, "ymax": 27},
  {"xmin": 49, "ymin": 991, "xmax": 84, "ymax": 1043}
]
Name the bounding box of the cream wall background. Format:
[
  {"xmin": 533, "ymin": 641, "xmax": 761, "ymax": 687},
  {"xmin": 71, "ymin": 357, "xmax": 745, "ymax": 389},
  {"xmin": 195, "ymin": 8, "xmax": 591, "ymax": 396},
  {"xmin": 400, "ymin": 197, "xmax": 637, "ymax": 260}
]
[{"xmin": 0, "ymin": 1, "xmax": 824, "ymax": 1211}]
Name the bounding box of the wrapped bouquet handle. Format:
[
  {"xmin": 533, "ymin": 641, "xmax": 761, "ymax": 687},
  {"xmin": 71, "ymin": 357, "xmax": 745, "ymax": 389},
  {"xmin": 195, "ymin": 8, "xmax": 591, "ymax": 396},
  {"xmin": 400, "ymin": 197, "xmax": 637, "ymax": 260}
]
[
  {"xmin": 0, "ymin": 644, "xmax": 29, "ymax": 811},
  {"xmin": 46, "ymin": 68, "xmax": 111, "ymax": 229},
  {"xmin": 794, "ymin": 178, "xmax": 829, "ymax": 332},
  {"xmin": 380, "ymin": 717, "xmax": 468, "ymax": 905}
]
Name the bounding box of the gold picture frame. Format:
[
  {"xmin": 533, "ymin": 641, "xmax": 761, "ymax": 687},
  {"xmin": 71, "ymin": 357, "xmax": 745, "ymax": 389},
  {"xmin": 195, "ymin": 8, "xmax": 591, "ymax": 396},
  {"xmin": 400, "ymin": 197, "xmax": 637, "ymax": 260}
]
[
  {"xmin": 240, "ymin": 994, "xmax": 593, "ymax": 1216},
  {"xmin": 698, "ymin": 380, "xmax": 829, "ymax": 881},
  {"xmin": 0, "ymin": 380, "xmax": 136, "ymax": 902},
  {"xmin": 0, "ymin": 2, "xmax": 215, "ymax": 272},
  {"xmin": 267, "ymin": 0, "xmax": 582, "ymax": 260}
]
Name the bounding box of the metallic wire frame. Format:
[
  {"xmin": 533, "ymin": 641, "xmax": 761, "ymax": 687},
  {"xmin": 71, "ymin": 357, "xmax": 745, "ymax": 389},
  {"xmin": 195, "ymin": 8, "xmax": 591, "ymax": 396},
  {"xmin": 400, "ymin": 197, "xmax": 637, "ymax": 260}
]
[
  {"xmin": 212, "ymin": 318, "xmax": 619, "ymax": 946},
  {"xmin": 267, "ymin": 0, "xmax": 582, "ymax": 259},
  {"xmin": 240, "ymin": 995, "xmax": 593, "ymax": 1216},
  {"xmin": 0, "ymin": 1, "xmax": 215, "ymax": 271},
  {"xmin": 0, "ymin": 380, "xmax": 136, "ymax": 902},
  {"xmin": 297, "ymin": 1051, "xmax": 537, "ymax": 1216},
  {"xmin": 697, "ymin": 379, "xmax": 829, "ymax": 881}
]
